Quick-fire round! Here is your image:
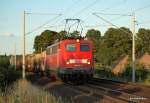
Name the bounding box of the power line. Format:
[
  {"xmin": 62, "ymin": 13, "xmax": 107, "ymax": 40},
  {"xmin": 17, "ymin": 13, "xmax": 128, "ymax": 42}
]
[
  {"xmin": 26, "ymin": 14, "xmax": 62, "ymax": 35},
  {"xmin": 100, "ymin": 1, "xmax": 124, "ymax": 12},
  {"xmin": 83, "ymin": 0, "xmax": 126, "ymax": 28},
  {"xmin": 64, "ymin": 0, "xmax": 100, "ymax": 34},
  {"xmin": 49, "ymin": 0, "xmax": 82, "ymax": 29},
  {"xmin": 44, "ymin": 25, "xmax": 64, "ymax": 28},
  {"xmin": 26, "ymin": 12, "xmax": 61, "ymax": 15},
  {"xmin": 62, "ymin": 0, "xmax": 80, "ymax": 14},
  {"xmin": 71, "ymin": 0, "xmax": 100, "ymax": 18},
  {"xmin": 84, "ymin": 24, "xmax": 112, "ymax": 28},
  {"xmin": 92, "ymin": 3, "xmax": 150, "ymax": 27},
  {"xmin": 93, "ymin": 12, "xmax": 131, "ymax": 16},
  {"xmin": 92, "ymin": 13, "xmax": 132, "ymax": 35},
  {"xmin": 92, "ymin": 12, "xmax": 132, "ymax": 26},
  {"xmin": 133, "ymin": 4, "xmax": 150, "ymax": 12}
]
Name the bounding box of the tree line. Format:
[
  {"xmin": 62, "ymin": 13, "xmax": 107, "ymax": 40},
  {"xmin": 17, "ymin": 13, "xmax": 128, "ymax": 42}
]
[{"xmin": 34, "ymin": 27, "xmax": 150, "ymax": 67}]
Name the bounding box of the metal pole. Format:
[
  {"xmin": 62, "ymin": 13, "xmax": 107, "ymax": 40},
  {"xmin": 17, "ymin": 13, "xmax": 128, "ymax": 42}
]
[
  {"xmin": 22, "ymin": 11, "xmax": 26, "ymax": 79},
  {"xmin": 14, "ymin": 42, "xmax": 16, "ymax": 70},
  {"xmin": 132, "ymin": 12, "xmax": 136, "ymax": 82}
]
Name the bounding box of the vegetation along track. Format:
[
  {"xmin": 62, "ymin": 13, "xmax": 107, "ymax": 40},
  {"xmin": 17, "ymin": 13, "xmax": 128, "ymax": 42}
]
[{"xmin": 86, "ymin": 78, "xmax": 150, "ymax": 103}]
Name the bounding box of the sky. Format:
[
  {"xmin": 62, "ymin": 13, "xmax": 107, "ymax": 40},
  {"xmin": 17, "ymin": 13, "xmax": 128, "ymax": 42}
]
[{"xmin": 0, "ymin": 0, "xmax": 150, "ymax": 55}]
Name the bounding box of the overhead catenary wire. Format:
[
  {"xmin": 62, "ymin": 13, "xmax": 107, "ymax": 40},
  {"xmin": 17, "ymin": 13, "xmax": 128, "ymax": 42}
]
[
  {"xmin": 71, "ymin": 0, "xmax": 100, "ymax": 18},
  {"xmin": 84, "ymin": 24, "xmax": 112, "ymax": 28},
  {"xmin": 92, "ymin": 12, "xmax": 132, "ymax": 26},
  {"xmin": 49, "ymin": 0, "xmax": 82, "ymax": 29},
  {"xmin": 26, "ymin": 12, "xmax": 62, "ymax": 16},
  {"xmin": 100, "ymin": 1, "xmax": 124, "ymax": 12},
  {"xmin": 63, "ymin": 0, "xmax": 101, "ymax": 35},
  {"xmin": 44, "ymin": 25, "xmax": 64, "ymax": 28},
  {"xmin": 58, "ymin": 0, "xmax": 100, "ymax": 33},
  {"xmin": 133, "ymin": 4, "xmax": 150, "ymax": 12},
  {"xmin": 82, "ymin": 0, "xmax": 126, "ymax": 29},
  {"xmin": 91, "ymin": 2, "xmax": 150, "ymax": 29},
  {"xmin": 26, "ymin": 14, "xmax": 62, "ymax": 35},
  {"xmin": 92, "ymin": 13, "xmax": 132, "ymax": 36},
  {"xmin": 93, "ymin": 12, "xmax": 132, "ymax": 16}
]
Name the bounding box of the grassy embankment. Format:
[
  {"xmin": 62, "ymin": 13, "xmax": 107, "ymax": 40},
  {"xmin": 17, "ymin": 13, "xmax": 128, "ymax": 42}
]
[
  {"xmin": 0, "ymin": 55, "xmax": 63, "ymax": 103},
  {"xmin": 0, "ymin": 79, "xmax": 63, "ymax": 103},
  {"xmin": 94, "ymin": 64, "xmax": 150, "ymax": 85}
]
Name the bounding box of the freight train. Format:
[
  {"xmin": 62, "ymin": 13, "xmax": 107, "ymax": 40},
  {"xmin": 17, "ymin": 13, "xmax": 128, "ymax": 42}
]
[{"xmin": 11, "ymin": 39, "xmax": 94, "ymax": 82}]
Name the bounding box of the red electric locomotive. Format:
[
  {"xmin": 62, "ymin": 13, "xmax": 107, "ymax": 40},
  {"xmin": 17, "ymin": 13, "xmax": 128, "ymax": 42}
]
[{"xmin": 43, "ymin": 39, "xmax": 94, "ymax": 82}]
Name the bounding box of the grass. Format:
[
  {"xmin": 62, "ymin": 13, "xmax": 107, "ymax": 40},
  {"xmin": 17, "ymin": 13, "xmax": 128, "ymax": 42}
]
[{"xmin": 0, "ymin": 79, "xmax": 64, "ymax": 103}]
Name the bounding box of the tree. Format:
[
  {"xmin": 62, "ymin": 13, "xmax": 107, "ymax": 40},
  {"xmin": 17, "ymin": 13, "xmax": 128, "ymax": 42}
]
[
  {"xmin": 69, "ymin": 31, "xmax": 83, "ymax": 39},
  {"xmin": 34, "ymin": 30, "xmax": 58, "ymax": 53},
  {"xmin": 136, "ymin": 28, "xmax": 150, "ymax": 55},
  {"xmin": 58, "ymin": 30, "xmax": 67, "ymax": 40},
  {"xmin": 86, "ymin": 29, "xmax": 101, "ymax": 61},
  {"xmin": 98, "ymin": 27, "xmax": 132, "ymax": 66},
  {"xmin": 34, "ymin": 36, "xmax": 42, "ymax": 53}
]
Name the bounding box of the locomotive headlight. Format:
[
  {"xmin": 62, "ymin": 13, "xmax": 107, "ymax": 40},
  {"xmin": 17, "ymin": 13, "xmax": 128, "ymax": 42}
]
[
  {"xmin": 69, "ymin": 59, "xmax": 75, "ymax": 63},
  {"xmin": 76, "ymin": 39, "xmax": 79, "ymax": 42},
  {"xmin": 82, "ymin": 59, "xmax": 87, "ymax": 63},
  {"xmin": 66, "ymin": 61, "xmax": 70, "ymax": 64},
  {"xmin": 87, "ymin": 59, "xmax": 90, "ymax": 64},
  {"xmin": 87, "ymin": 62, "xmax": 90, "ymax": 64}
]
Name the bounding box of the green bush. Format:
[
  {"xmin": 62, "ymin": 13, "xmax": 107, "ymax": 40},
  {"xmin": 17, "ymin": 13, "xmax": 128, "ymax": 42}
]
[
  {"xmin": 95, "ymin": 64, "xmax": 150, "ymax": 83},
  {"xmin": 121, "ymin": 64, "xmax": 150, "ymax": 82},
  {"xmin": 0, "ymin": 56, "xmax": 21, "ymax": 90},
  {"xmin": 121, "ymin": 64, "xmax": 132, "ymax": 81},
  {"xmin": 95, "ymin": 67, "xmax": 115, "ymax": 78}
]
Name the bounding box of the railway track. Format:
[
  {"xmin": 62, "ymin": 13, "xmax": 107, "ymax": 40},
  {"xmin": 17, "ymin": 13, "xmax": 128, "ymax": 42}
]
[
  {"xmin": 27, "ymin": 73, "xmax": 150, "ymax": 103},
  {"xmin": 64, "ymin": 83, "xmax": 127, "ymax": 103},
  {"xmin": 85, "ymin": 78, "xmax": 150, "ymax": 103},
  {"xmin": 63, "ymin": 78, "xmax": 150, "ymax": 103}
]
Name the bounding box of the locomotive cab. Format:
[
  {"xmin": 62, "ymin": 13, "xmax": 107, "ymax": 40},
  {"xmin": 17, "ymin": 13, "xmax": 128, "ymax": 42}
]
[
  {"xmin": 45, "ymin": 39, "xmax": 94, "ymax": 83},
  {"xmin": 59, "ymin": 39, "xmax": 94, "ymax": 82}
]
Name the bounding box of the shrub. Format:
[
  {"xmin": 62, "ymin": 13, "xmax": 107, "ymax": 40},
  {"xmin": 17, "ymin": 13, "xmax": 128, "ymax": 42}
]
[
  {"xmin": 121, "ymin": 64, "xmax": 150, "ymax": 82},
  {"xmin": 0, "ymin": 56, "xmax": 21, "ymax": 90}
]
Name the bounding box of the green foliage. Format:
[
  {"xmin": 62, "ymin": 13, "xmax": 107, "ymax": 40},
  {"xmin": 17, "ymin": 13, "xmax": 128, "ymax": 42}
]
[
  {"xmin": 67, "ymin": 31, "xmax": 83, "ymax": 39},
  {"xmin": 34, "ymin": 30, "xmax": 84, "ymax": 53},
  {"xmin": 136, "ymin": 28, "xmax": 150, "ymax": 55},
  {"xmin": 34, "ymin": 30, "xmax": 59, "ymax": 53},
  {"xmin": 98, "ymin": 27, "xmax": 132, "ymax": 66},
  {"xmin": 0, "ymin": 56, "xmax": 21, "ymax": 90},
  {"xmin": 94, "ymin": 67, "xmax": 115, "ymax": 78},
  {"xmin": 145, "ymin": 75, "xmax": 150, "ymax": 85},
  {"xmin": 0, "ymin": 56, "xmax": 10, "ymax": 67},
  {"xmin": 86, "ymin": 29, "xmax": 101, "ymax": 62},
  {"xmin": 121, "ymin": 64, "xmax": 150, "ymax": 82},
  {"xmin": 95, "ymin": 64, "xmax": 150, "ymax": 83},
  {"xmin": 58, "ymin": 30, "xmax": 68, "ymax": 40},
  {"xmin": 121, "ymin": 64, "xmax": 132, "ymax": 80}
]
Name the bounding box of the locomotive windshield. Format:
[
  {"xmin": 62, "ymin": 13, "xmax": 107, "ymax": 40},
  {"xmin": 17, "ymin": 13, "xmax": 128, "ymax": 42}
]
[
  {"xmin": 66, "ymin": 44, "xmax": 76, "ymax": 51},
  {"xmin": 80, "ymin": 44, "xmax": 90, "ymax": 51}
]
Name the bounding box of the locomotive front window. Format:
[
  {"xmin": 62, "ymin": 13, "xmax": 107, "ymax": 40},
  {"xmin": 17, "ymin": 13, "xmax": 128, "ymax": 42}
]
[
  {"xmin": 66, "ymin": 44, "xmax": 76, "ymax": 51},
  {"xmin": 80, "ymin": 44, "xmax": 90, "ymax": 51}
]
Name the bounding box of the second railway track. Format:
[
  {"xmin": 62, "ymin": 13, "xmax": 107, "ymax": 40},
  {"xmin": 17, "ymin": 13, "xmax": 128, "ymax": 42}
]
[{"xmin": 85, "ymin": 78, "xmax": 150, "ymax": 103}]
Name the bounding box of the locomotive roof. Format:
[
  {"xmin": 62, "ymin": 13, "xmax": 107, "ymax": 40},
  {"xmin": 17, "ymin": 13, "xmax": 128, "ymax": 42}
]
[{"xmin": 46, "ymin": 39, "xmax": 92, "ymax": 49}]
